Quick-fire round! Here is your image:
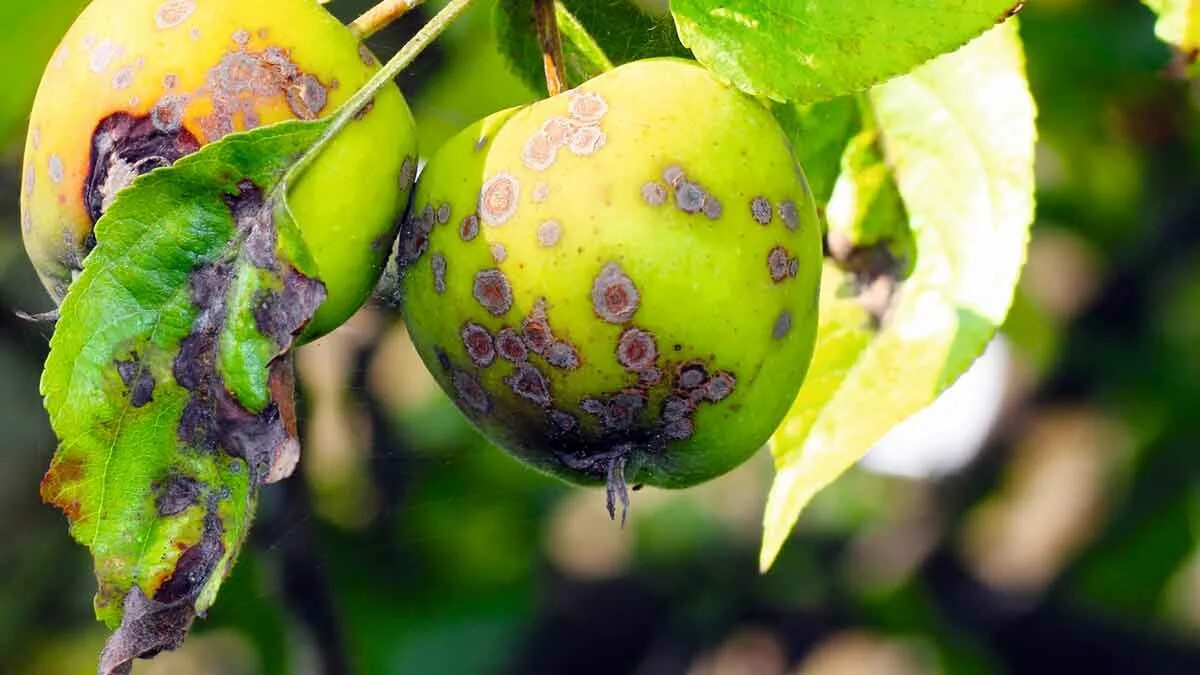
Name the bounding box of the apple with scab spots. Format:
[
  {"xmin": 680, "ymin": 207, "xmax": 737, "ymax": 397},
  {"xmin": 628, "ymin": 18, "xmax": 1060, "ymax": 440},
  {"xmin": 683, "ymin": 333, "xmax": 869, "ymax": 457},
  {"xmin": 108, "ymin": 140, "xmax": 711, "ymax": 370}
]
[
  {"xmin": 397, "ymin": 58, "xmax": 821, "ymax": 508},
  {"xmin": 20, "ymin": 0, "xmax": 417, "ymax": 339}
]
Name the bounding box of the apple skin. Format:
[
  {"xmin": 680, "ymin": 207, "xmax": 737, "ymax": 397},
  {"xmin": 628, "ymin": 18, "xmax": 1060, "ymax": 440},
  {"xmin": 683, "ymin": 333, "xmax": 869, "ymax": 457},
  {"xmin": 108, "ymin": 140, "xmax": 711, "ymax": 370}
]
[
  {"xmin": 21, "ymin": 0, "xmax": 418, "ymax": 339},
  {"xmin": 398, "ymin": 59, "xmax": 822, "ymax": 490}
]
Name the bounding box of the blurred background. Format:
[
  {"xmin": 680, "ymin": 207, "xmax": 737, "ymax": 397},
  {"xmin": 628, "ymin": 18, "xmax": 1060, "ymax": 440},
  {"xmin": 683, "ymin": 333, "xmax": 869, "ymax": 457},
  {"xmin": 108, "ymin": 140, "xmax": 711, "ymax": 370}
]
[{"xmin": 2, "ymin": 0, "xmax": 1199, "ymax": 673}]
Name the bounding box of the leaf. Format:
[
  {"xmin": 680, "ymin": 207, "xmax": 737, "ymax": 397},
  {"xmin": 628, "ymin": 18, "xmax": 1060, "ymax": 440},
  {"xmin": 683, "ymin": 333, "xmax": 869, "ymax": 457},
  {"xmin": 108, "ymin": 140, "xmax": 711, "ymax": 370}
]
[
  {"xmin": 761, "ymin": 21, "xmax": 1036, "ymax": 570},
  {"xmin": 771, "ymin": 96, "xmax": 862, "ymax": 206},
  {"xmin": 1141, "ymin": 1, "xmax": 1200, "ymax": 53},
  {"xmin": 40, "ymin": 119, "xmax": 330, "ymax": 675},
  {"xmin": 669, "ymin": 0, "xmax": 1022, "ymax": 103},
  {"xmin": 494, "ymin": 0, "xmax": 689, "ymax": 94}
]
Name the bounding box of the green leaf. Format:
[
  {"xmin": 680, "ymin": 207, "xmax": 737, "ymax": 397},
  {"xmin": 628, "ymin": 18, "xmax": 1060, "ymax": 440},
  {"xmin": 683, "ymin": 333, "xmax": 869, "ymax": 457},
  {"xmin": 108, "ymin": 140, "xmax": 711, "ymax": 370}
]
[
  {"xmin": 761, "ymin": 21, "xmax": 1036, "ymax": 570},
  {"xmin": 1141, "ymin": 1, "xmax": 1200, "ymax": 53},
  {"xmin": 771, "ymin": 96, "xmax": 862, "ymax": 206},
  {"xmin": 669, "ymin": 0, "xmax": 1022, "ymax": 103},
  {"xmin": 40, "ymin": 119, "xmax": 330, "ymax": 674},
  {"xmin": 494, "ymin": 0, "xmax": 689, "ymax": 94}
]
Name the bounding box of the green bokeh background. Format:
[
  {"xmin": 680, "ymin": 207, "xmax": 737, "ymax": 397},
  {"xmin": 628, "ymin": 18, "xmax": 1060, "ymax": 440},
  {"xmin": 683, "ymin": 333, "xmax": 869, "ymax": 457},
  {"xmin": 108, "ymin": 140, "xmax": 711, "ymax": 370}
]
[{"xmin": 1, "ymin": 1, "xmax": 1198, "ymax": 674}]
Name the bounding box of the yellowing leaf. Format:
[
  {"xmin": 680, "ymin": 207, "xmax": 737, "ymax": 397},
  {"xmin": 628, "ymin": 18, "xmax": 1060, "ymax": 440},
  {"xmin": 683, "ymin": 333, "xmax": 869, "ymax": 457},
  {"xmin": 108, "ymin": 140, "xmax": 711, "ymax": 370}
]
[{"xmin": 761, "ymin": 21, "xmax": 1036, "ymax": 571}]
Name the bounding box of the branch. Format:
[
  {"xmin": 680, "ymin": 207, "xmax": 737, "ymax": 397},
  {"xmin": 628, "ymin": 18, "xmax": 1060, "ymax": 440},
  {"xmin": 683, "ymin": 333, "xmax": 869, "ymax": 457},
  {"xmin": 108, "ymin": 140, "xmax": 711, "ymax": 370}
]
[{"xmin": 534, "ymin": 0, "xmax": 568, "ymax": 96}]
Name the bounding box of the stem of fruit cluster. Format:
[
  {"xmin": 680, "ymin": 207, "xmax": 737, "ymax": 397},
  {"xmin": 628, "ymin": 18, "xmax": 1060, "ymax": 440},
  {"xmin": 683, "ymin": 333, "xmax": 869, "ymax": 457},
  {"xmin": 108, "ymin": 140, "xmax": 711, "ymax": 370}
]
[
  {"xmin": 534, "ymin": 0, "xmax": 568, "ymax": 95},
  {"xmin": 283, "ymin": 0, "xmax": 474, "ymax": 188},
  {"xmin": 555, "ymin": 3, "xmax": 614, "ymax": 73},
  {"xmin": 350, "ymin": 0, "xmax": 425, "ymax": 40}
]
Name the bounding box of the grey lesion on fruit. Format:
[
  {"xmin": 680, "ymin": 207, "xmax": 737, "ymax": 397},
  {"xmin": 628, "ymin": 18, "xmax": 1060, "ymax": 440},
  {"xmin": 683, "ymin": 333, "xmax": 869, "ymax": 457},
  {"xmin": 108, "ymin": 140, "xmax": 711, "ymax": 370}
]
[
  {"xmin": 660, "ymin": 165, "xmax": 723, "ymax": 221},
  {"xmin": 198, "ymin": 46, "xmax": 330, "ymax": 140},
  {"xmin": 544, "ymin": 340, "xmax": 581, "ymax": 370},
  {"xmin": 536, "ymin": 219, "xmax": 562, "ymax": 247},
  {"xmin": 453, "ymin": 369, "xmax": 491, "ymax": 413},
  {"xmin": 473, "ymin": 268, "xmax": 514, "ymax": 316},
  {"xmin": 505, "ymin": 363, "xmax": 553, "ymax": 406},
  {"xmin": 772, "ymin": 310, "xmax": 792, "ymax": 340},
  {"xmin": 461, "ymin": 321, "xmax": 496, "ymax": 367},
  {"xmin": 591, "ymin": 262, "xmax": 640, "ymax": 324},
  {"xmin": 767, "ymin": 245, "xmax": 800, "ymax": 283},
  {"xmin": 616, "ymin": 327, "xmax": 657, "ymax": 372},
  {"xmin": 459, "ymin": 213, "xmax": 480, "ymax": 241},
  {"xmin": 641, "ymin": 181, "xmax": 668, "ymax": 206},
  {"xmin": 495, "ymin": 327, "xmax": 528, "ymax": 363},
  {"xmin": 431, "ymin": 252, "xmax": 447, "ymax": 294},
  {"xmin": 778, "ymin": 200, "xmax": 800, "ymax": 230},
  {"xmin": 522, "ymin": 297, "xmax": 554, "ymax": 354},
  {"xmin": 490, "ymin": 242, "xmax": 508, "ymax": 264},
  {"xmin": 115, "ymin": 351, "xmax": 156, "ymax": 408},
  {"xmin": 751, "ymin": 196, "xmax": 773, "ymax": 225},
  {"xmin": 479, "ymin": 173, "xmax": 520, "ymax": 226}
]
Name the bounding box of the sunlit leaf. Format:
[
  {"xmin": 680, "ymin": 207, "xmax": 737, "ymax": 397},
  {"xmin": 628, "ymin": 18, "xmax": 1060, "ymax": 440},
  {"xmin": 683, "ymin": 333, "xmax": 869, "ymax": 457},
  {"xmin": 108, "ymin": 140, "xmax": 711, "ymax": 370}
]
[
  {"xmin": 670, "ymin": 0, "xmax": 1020, "ymax": 103},
  {"xmin": 1142, "ymin": 0, "xmax": 1200, "ymax": 53},
  {"xmin": 761, "ymin": 21, "xmax": 1036, "ymax": 570}
]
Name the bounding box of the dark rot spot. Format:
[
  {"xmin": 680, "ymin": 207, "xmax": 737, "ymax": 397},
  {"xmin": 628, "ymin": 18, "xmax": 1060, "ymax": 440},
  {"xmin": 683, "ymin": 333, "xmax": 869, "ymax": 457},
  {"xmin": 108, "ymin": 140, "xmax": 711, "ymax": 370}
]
[
  {"xmin": 496, "ymin": 328, "xmax": 528, "ymax": 362},
  {"xmin": 522, "ymin": 298, "xmax": 554, "ymax": 354},
  {"xmin": 768, "ymin": 246, "xmax": 791, "ymax": 282},
  {"xmin": 703, "ymin": 195, "xmax": 724, "ymax": 220},
  {"xmin": 460, "ymin": 213, "xmax": 480, "ymax": 241},
  {"xmin": 473, "ymin": 269, "xmax": 513, "ymax": 316},
  {"xmin": 437, "ymin": 202, "xmax": 451, "ymax": 225},
  {"xmin": 616, "ymin": 328, "xmax": 657, "ymax": 371},
  {"xmin": 676, "ymin": 361, "xmax": 709, "ymax": 391},
  {"xmin": 461, "ymin": 321, "xmax": 496, "ymax": 367},
  {"xmin": 85, "ymin": 112, "xmax": 201, "ymax": 224},
  {"xmin": 547, "ymin": 409, "xmax": 578, "ymax": 436},
  {"xmin": 431, "ymin": 253, "xmax": 447, "ymax": 294},
  {"xmin": 642, "ymin": 181, "xmax": 668, "ymax": 206},
  {"xmin": 592, "ymin": 262, "xmax": 640, "ymax": 324},
  {"xmin": 154, "ymin": 474, "xmax": 201, "ymax": 516},
  {"xmin": 453, "ymin": 370, "xmax": 490, "ymax": 413},
  {"xmin": 506, "ymin": 363, "xmax": 551, "ymax": 407},
  {"xmin": 115, "ymin": 352, "xmax": 156, "ymax": 408},
  {"xmin": 435, "ymin": 348, "xmax": 452, "ymax": 371},
  {"xmin": 788, "ymin": 257, "xmax": 800, "ymax": 278},
  {"xmin": 773, "ymin": 310, "xmax": 792, "ymax": 340},
  {"xmin": 703, "ymin": 372, "xmax": 736, "ymax": 403},
  {"xmin": 751, "ymin": 196, "xmax": 773, "ymax": 225},
  {"xmin": 603, "ymin": 390, "xmax": 647, "ymax": 431},
  {"xmin": 545, "ymin": 341, "xmax": 581, "ymax": 370},
  {"xmin": 675, "ymin": 181, "xmax": 706, "ymax": 214},
  {"xmin": 537, "ymin": 219, "xmax": 563, "ymax": 247},
  {"xmin": 398, "ymin": 218, "xmax": 429, "ymax": 265},
  {"xmin": 480, "ymin": 172, "xmax": 519, "ymax": 226},
  {"xmin": 779, "ymin": 200, "xmax": 800, "ymax": 230},
  {"xmin": 153, "ymin": 506, "xmax": 224, "ymax": 605},
  {"xmin": 199, "ymin": 47, "xmax": 330, "ymax": 141}
]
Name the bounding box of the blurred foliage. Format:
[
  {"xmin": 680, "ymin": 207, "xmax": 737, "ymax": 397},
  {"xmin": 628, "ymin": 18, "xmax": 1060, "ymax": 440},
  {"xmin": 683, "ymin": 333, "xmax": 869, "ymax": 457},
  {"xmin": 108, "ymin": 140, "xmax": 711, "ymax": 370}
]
[{"xmin": 1, "ymin": 1, "xmax": 1199, "ymax": 674}]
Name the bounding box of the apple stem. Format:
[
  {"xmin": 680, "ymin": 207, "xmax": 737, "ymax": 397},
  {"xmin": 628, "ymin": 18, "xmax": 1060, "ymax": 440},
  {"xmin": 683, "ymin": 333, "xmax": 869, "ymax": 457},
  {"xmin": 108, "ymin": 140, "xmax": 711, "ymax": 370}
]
[
  {"xmin": 283, "ymin": 0, "xmax": 474, "ymax": 189},
  {"xmin": 350, "ymin": 0, "xmax": 425, "ymax": 40},
  {"xmin": 534, "ymin": 0, "xmax": 568, "ymax": 95}
]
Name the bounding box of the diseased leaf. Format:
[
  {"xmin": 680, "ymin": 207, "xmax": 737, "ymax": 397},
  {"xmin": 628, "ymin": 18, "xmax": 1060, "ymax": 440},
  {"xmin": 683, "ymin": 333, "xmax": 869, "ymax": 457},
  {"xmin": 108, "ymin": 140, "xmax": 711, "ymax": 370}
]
[
  {"xmin": 669, "ymin": 0, "xmax": 1022, "ymax": 103},
  {"xmin": 761, "ymin": 22, "xmax": 1036, "ymax": 570},
  {"xmin": 1141, "ymin": 1, "xmax": 1200, "ymax": 55},
  {"xmin": 494, "ymin": 0, "xmax": 689, "ymax": 94},
  {"xmin": 40, "ymin": 119, "xmax": 330, "ymax": 675}
]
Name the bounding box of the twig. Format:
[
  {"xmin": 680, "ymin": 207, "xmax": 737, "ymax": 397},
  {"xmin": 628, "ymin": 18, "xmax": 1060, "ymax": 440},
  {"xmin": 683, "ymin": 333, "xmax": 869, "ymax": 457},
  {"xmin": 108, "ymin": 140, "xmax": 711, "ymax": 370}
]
[
  {"xmin": 350, "ymin": 0, "xmax": 425, "ymax": 40},
  {"xmin": 534, "ymin": 0, "xmax": 568, "ymax": 95}
]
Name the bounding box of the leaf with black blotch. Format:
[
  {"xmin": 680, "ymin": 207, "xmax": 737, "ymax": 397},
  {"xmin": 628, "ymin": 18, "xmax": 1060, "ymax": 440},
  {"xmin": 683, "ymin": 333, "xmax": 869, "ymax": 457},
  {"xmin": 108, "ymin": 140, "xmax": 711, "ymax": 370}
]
[
  {"xmin": 494, "ymin": 0, "xmax": 689, "ymax": 94},
  {"xmin": 761, "ymin": 22, "xmax": 1036, "ymax": 570},
  {"xmin": 670, "ymin": 0, "xmax": 1021, "ymax": 103},
  {"xmin": 40, "ymin": 119, "xmax": 330, "ymax": 675}
]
